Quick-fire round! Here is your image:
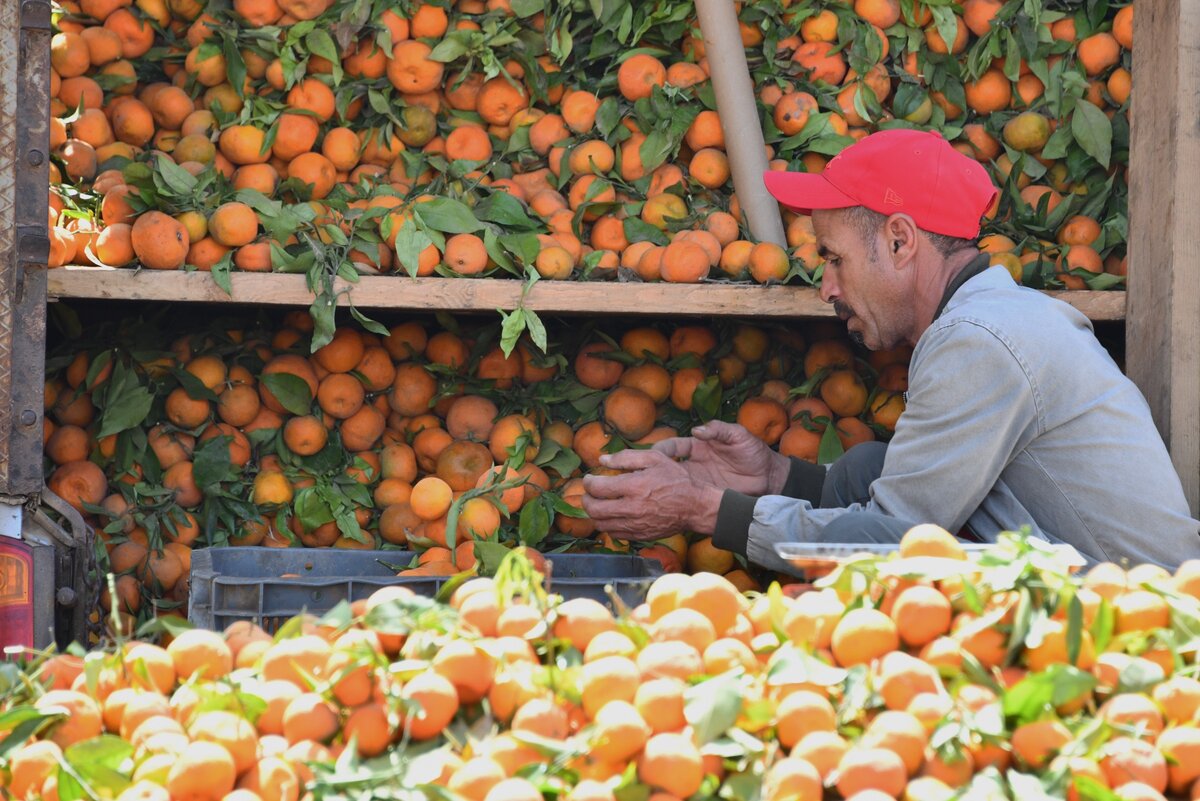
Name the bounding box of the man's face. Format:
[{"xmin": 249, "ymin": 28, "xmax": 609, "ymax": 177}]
[{"xmin": 812, "ymin": 209, "xmax": 908, "ymax": 351}]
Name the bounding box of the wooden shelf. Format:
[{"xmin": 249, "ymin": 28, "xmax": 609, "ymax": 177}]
[{"xmin": 45, "ymin": 267, "xmax": 1128, "ymax": 321}]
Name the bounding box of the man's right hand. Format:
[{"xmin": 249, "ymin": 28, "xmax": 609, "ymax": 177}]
[{"xmin": 599, "ymin": 420, "xmax": 790, "ymax": 497}]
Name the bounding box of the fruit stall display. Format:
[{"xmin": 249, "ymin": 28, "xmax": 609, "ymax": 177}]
[
  {"xmin": 5, "ymin": 531, "xmax": 1200, "ymax": 801},
  {"xmin": 44, "ymin": 0, "xmax": 1132, "ymax": 332},
  {"xmin": 42, "ymin": 305, "xmax": 912, "ymax": 632}
]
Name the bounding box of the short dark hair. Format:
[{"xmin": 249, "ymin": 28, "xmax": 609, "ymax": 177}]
[{"xmin": 843, "ymin": 207, "xmax": 978, "ymax": 258}]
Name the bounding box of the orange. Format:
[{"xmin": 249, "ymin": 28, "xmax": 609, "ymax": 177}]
[
  {"xmin": 835, "ymin": 747, "xmax": 907, "ymax": 799},
  {"xmin": 400, "ymin": 671, "xmax": 460, "ymax": 740},
  {"xmin": 35, "ymin": 690, "xmax": 103, "ymax": 748},
  {"xmin": 166, "ymin": 742, "xmax": 236, "ymax": 801},
  {"xmin": 166, "ymin": 629, "xmax": 233, "ymax": 681},
  {"xmin": 601, "ymin": 385, "xmax": 657, "ymax": 440},
  {"xmin": 617, "ymin": 54, "xmax": 666, "ymax": 101},
  {"xmin": 638, "ymin": 733, "xmax": 703, "ymax": 799},
  {"xmin": 283, "ymin": 415, "xmax": 327, "ymax": 456},
  {"xmin": 411, "ymin": 476, "xmax": 453, "ymax": 521},
  {"xmin": 131, "ymin": 211, "xmax": 189, "ymax": 269},
  {"xmin": 889, "ymin": 585, "xmax": 952, "ymax": 647},
  {"xmin": 1078, "ymin": 32, "xmax": 1120, "ymax": 76},
  {"xmin": 282, "ymin": 693, "xmax": 339, "ymax": 745},
  {"xmin": 831, "ymin": 607, "xmax": 899, "ymax": 666},
  {"xmin": 776, "ymin": 690, "xmax": 837, "ymax": 749},
  {"xmin": 819, "ymin": 369, "xmax": 868, "ymax": 417},
  {"xmin": 387, "ymin": 40, "xmax": 444, "ymax": 94}
]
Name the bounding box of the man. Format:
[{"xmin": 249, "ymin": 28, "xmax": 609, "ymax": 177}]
[{"xmin": 582, "ymin": 129, "xmax": 1199, "ymax": 571}]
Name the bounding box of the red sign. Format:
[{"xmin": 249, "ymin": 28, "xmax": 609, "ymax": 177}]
[{"xmin": 0, "ymin": 538, "xmax": 34, "ymax": 651}]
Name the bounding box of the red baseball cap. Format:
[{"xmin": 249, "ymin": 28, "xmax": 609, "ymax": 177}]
[{"xmin": 762, "ymin": 129, "xmax": 999, "ymax": 239}]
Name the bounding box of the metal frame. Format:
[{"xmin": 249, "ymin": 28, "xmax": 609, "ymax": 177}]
[{"xmin": 3, "ymin": 0, "xmax": 95, "ymax": 649}]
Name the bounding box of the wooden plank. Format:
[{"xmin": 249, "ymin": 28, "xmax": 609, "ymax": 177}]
[
  {"xmin": 1127, "ymin": 0, "xmax": 1200, "ymax": 515},
  {"xmin": 46, "ymin": 267, "xmax": 1128, "ymax": 321}
]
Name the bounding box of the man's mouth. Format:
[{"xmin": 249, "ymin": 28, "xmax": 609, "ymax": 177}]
[{"xmin": 834, "ymin": 302, "xmax": 854, "ymax": 322}]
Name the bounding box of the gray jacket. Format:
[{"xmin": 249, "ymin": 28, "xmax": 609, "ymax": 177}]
[{"xmin": 718, "ymin": 265, "xmax": 1199, "ymax": 572}]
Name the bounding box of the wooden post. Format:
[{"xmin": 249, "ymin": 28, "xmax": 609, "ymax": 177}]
[
  {"xmin": 1127, "ymin": 0, "xmax": 1200, "ymax": 515},
  {"xmin": 693, "ymin": 0, "xmax": 787, "ymax": 247}
]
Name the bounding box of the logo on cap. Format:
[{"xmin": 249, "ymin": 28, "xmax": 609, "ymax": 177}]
[{"xmin": 883, "ymin": 188, "xmax": 904, "ymax": 206}]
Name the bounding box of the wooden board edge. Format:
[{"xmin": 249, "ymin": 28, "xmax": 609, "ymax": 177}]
[{"xmin": 46, "ymin": 267, "xmax": 1126, "ymax": 321}]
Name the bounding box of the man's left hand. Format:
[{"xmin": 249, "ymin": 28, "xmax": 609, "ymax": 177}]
[{"xmin": 581, "ymin": 449, "xmax": 724, "ymax": 540}]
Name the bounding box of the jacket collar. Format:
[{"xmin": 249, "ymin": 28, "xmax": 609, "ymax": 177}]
[{"xmin": 933, "ymin": 252, "xmax": 993, "ymax": 321}]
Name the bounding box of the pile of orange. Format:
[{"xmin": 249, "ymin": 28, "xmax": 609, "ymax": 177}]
[
  {"xmin": 45, "ymin": 0, "xmax": 1131, "ymax": 290},
  {"xmin": 43, "ymin": 312, "xmax": 907, "ymax": 632},
  {"xmin": 5, "ymin": 530, "xmax": 1200, "ymax": 801}
]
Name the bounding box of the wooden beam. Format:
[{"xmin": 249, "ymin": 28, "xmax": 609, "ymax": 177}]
[
  {"xmin": 1128, "ymin": 0, "xmax": 1200, "ymax": 515},
  {"xmin": 45, "ymin": 267, "xmax": 1128, "ymax": 321}
]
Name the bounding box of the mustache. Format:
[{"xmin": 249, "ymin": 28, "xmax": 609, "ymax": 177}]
[{"xmin": 833, "ymin": 302, "xmax": 855, "ymax": 321}]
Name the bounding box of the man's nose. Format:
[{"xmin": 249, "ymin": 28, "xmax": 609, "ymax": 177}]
[{"xmin": 819, "ymin": 271, "xmax": 838, "ymax": 305}]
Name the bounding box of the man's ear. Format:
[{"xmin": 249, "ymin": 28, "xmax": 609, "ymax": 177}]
[{"xmin": 884, "ymin": 214, "xmax": 919, "ymax": 268}]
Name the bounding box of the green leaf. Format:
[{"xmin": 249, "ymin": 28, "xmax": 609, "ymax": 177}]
[
  {"xmin": 596, "ymin": 97, "xmax": 621, "ymax": 139},
  {"xmin": 1071, "ymin": 99, "xmax": 1112, "ymax": 168},
  {"xmin": 428, "ymin": 37, "xmax": 470, "ymax": 63},
  {"xmin": 1066, "ymin": 593, "xmax": 1084, "ymax": 666},
  {"xmin": 363, "ymin": 592, "xmax": 455, "ymax": 635},
  {"xmin": 684, "ymin": 673, "xmax": 744, "ymax": 745},
  {"xmin": 416, "ymin": 198, "xmax": 483, "ymax": 234},
  {"xmin": 294, "ymin": 487, "xmax": 335, "ymax": 530},
  {"xmin": 155, "ymin": 153, "xmax": 198, "ymax": 196},
  {"xmin": 475, "ymin": 192, "xmax": 538, "ymax": 229},
  {"xmin": 0, "ymin": 708, "xmax": 67, "ymax": 760},
  {"xmin": 499, "ymin": 308, "xmax": 527, "ymax": 359},
  {"xmin": 1115, "ymin": 658, "xmax": 1164, "ymax": 694},
  {"xmin": 1074, "ymin": 776, "xmax": 1122, "ymax": 801},
  {"xmin": 638, "ymin": 130, "xmax": 673, "ymax": 173},
  {"xmin": 1091, "ymin": 597, "xmax": 1114, "ymax": 651},
  {"xmin": 518, "ymin": 499, "xmax": 551, "ymax": 548},
  {"xmin": 623, "ymin": 217, "xmax": 669, "ymax": 246},
  {"xmin": 59, "ymin": 735, "xmax": 135, "ymax": 801},
  {"xmin": 1002, "ymin": 665, "xmax": 1096, "ymax": 723},
  {"xmin": 523, "ymin": 309, "xmax": 548, "ymax": 354},
  {"xmin": 1041, "ymin": 124, "xmax": 1074, "ymax": 160},
  {"xmin": 259, "ymin": 372, "xmax": 312, "ymax": 415},
  {"xmin": 172, "ymin": 365, "xmax": 220, "ymax": 402},
  {"xmin": 692, "ymin": 375, "xmax": 722, "ymax": 422},
  {"xmin": 305, "ymin": 31, "xmax": 343, "ymax": 83},
  {"xmin": 193, "ymin": 434, "xmax": 237, "ymax": 490},
  {"xmin": 766, "ymin": 643, "xmax": 847, "ymax": 687},
  {"xmin": 394, "ymin": 218, "xmax": 436, "ymax": 277},
  {"xmin": 209, "ymin": 251, "xmax": 233, "ymax": 296},
  {"xmin": 476, "ymin": 540, "xmax": 513, "ymax": 575},
  {"xmin": 817, "ymin": 423, "xmax": 845, "ymax": 465},
  {"xmin": 97, "ymin": 368, "xmax": 154, "ymax": 439},
  {"xmin": 512, "ymin": 0, "xmax": 543, "ymax": 14}
]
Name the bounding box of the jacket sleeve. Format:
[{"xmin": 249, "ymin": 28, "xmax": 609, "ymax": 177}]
[{"xmin": 720, "ymin": 320, "xmax": 1042, "ymax": 574}]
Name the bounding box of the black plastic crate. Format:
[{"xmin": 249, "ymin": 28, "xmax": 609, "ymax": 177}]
[{"xmin": 189, "ymin": 547, "xmax": 662, "ymax": 632}]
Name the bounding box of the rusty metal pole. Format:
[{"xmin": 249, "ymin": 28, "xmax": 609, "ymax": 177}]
[
  {"xmin": 0, "ymin": 0, "xmax": 88, "ymax": 650},
  {"xmin": 693, "ymin": 0, "xmax": 787, "ymax": 247}
]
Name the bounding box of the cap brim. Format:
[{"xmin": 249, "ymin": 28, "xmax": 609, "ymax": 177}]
[{"xmin": 763, "ymin": 170, "xmax": 857, "ymax": 215}]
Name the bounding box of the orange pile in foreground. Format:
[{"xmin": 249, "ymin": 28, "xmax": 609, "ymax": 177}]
[{"xmin": 5, "ymin": 529, "xmax": 1200, "ymax": 801}]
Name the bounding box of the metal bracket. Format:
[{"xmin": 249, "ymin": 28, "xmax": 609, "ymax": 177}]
[{"xmin": 20, "ymin": 1, "xmax": 52, "ymax": 31}]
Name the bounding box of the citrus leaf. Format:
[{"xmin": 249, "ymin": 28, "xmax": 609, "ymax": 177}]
[
  {"xmin": 1071, "ymin": 99, "xmax": 1112, "ymax": 168},
  {"xmin": 817, "ymin": 422, "xmax": 845, "ymax": 465},
  {"xmin": 475, "ymin": 192, "xmax": 538, "ymax": 229},
  {"xmin": 684, "ymin": 672, "xmax": 744, "ymax": 745},
  {"xmin": 259, "ymin": 372, "xmax": 312, "ymax": 416},
  {"xmin": 416, "ymin": 198, "xmax": 483, "ymax": 234}
]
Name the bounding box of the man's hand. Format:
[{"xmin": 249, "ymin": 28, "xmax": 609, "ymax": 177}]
[
  {"xmin": 650, "ymin": 420, "xmax": 791, "ymax": 497},
  {"xmin": 581, "ymin": 450, "xmax": 724, "ymax": 540}
]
